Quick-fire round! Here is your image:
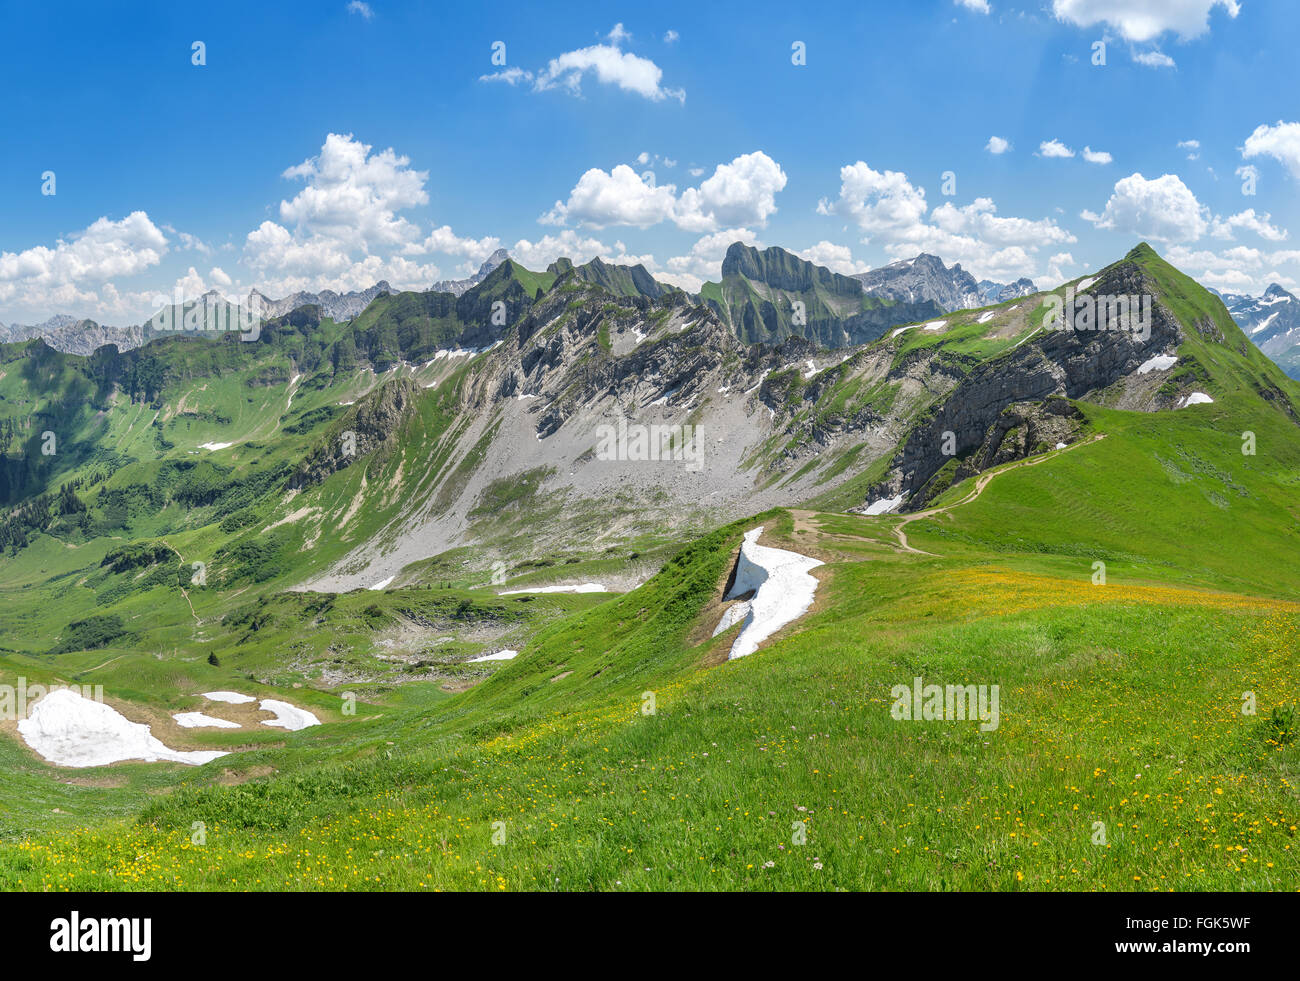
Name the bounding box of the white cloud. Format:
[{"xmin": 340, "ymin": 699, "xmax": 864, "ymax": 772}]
[
  {"xmin": 0, "ymin": 211, "xmax": 169, "ymax": 315},
  {"xmin": 1132, "ymin": 49, "xmax": 1176, "ymax": 68},
  {"xmin": 817, "ymin": 162, "xmax": 1075, "ymax": 281},
  {"xmin": 346, "ymin": 1, "xmax": 373, "ymax": 20},
  {"xmin": 1178, "ymin": 139, "xmax": 1201, "ymax": 160},
  {"xmin": 606, "ymin": 23, "xmax": 632, "ymax": 45},
  {"xmin": 796, "ymin": 241, "xmax": 870, "ymax": 275},
  {"xmin": 1038, "ymin": 139, "xmax": 1075, "ymax": 159},
  {"xmin": 479, "ymin": 67, "xmax": 534, "ymax": 85},
  {"xmin": 1082, "ymin": 146, "xmax": 1113, "ymax": 164},
  {"xmin": 418, "ymin": 225, "xmax": 503, "ymax": 262},
  {"xmin": 675, "ymin": 152, "xmax": 787, "ymax": 232},
  {"xmin": 544, "ymin": 151, "xmax": 787, "ymax": 233},
  {"xmin": 1242, "ymin": 121, "xmax": 1300, "ymax": 178},
  {"xmin": 816, "ymin": 163, "xmax": 928, "ymax": 237},
  {"xmin": 1164, "ymin": 243, "xmax": 1300, "ymax": 294},
  {"xmin": 277, "ymin": 132, "xmax": 427, "ymax": 251},
  {"xmin": 533, "ymin": 43, "xmax": 685, "ymax": 103},
  {"xmin": 955, "ymin": 0, "xmax": 991, "ymax": 12},
  {"xmin": 664, "ymin": 29, "xmax": 679, "ymax": 43},
  {"xmin": 1082, "ymin": 172, "xmax": 1209, "ymax": 242},
  {"xmin": 1210, "ymin": 209, "xmax": 1289, "ymax": 242},
  {"xmin": 542, "ymin": 164, "xmax": 678, "ymax": 228},
  {"xmin": 1051, "ymin": 0, "xmax": 1240, "ymax": 43},
  {"xmin": 242, "ymin": 133, "xmax": 449, "ymax": 296},
  {"xmin": 986, "ymin": 136, "xmax": 1011, "ymax": 154}
]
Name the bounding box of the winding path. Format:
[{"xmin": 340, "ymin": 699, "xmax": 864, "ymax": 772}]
[{"xmin": 890, "ymin": 434, "xmax": 1108, "ymax": 554}]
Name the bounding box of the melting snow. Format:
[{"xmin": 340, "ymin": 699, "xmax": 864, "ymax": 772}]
[
  {"xmin": 369, "ymin": 576, "xmax": 395, "ymax": 590},
  {"xmin": 1076, "ymin": 277, "xmax": 1096, "ymax": 292},
  {"xmin": 468, "ymin": 649, "xmax": 520, "ymax": 663},
  {"xmin": 200, "ymin": 442, "xmax": 234, "ymax": 451},
  {"xmin": 922, "ymin": 320, "xmax": 948, "ymax": 331},
  {"xmin": 257, "ymin": 699, "xmax": 321, "ymax": 732},
  {"xmin": 1137, "ymin": 353, "xmax": 1178, "ymax": 374},
  {"xmin": 976, "ymin": 311, "xmax": 997, "ymax": 324},
  {"xmin": 802, "ymin": 360, "xmax": 819, "ymax": 379},
  {"xmin": 174, "ymin": 712, "xmax": 241, "ymax": 729},
  {"xmin": 1179, "ymin": 392, "xmax": 1215, "ymax": 407},
  {"xmin": 500, "ymin": 583, "xmax": 607, "ymax": 594},
  {"xmin": 715, "ymin": 526, "xmax": 823, "ymax": 660},
  {"xmin": 1055, "ymin": 441, "xmax": 1067, "ymax": 450},
  {"xmin": 201, "ymin": 691, "xmax": 257, "ymax": 704},
  {"xmin": 19, "ymin": 689, "xmax": 229, "ymax": 768},
  {"xmin": 890, "ymin": 325, "xmax": 915, "ymax": 339},
  {"xmin": 864, "ymin": 494, "xmax": 905, "ymax": 515},
  {"xmin": 1252, "ymin": 312, "xmax": 1279, "ymax": 334}
]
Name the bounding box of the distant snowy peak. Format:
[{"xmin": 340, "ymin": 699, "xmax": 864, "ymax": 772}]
[
  {"xmin": 978, "ymin": 277, "xmax": 1037, "ymax": 304},
  {"xmin": 430, "ymin": 248, "xmax": 510, "ymax": 296},
  {"xmin": 1223, "ymin": 283, "xmax": 1300, "ymax": 356},
  {"xmin": 853, "ymin": 254, "xmax": 987, "ymax": 313}
]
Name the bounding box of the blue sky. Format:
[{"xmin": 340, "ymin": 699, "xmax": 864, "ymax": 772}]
[{"xmin": 2, "ymin": 0, "xmax": 1298, "ymax": 324}]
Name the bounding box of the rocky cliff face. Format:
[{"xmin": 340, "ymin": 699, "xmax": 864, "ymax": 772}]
[
  {"xmin": 288, "ymin": 376, "xmax": 421, "ymax": 490},
  {"xmin": 854, "ymin": 254, "xmax": 985, "ymax": 312},
  {"xmin": 869, "ymin": 257, "xmax": 1183, "ymax": 510},
  {"xmin": 706, "ymin": 243, "xmax": 942, "ymax": 348}
]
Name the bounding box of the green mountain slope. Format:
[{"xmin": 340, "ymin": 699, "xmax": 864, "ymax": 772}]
[{"xmin": 1, "ymin": 243, "xmax": 1298, "ymax": 892}]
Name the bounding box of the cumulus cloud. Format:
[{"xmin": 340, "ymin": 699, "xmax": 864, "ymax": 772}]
[
  {"xmin": 418, "ymin": 225, "xmax": 503, "ymax": 262},
  {"xmin": 1165, "ymin": 243, "xmax": 1299, "ymax": 294},
  {"xmin": 242, "ymin": 133, "xmax": 450, "ymax": 296},
  {"xmin": 544, "ymin": 151, "xmax": 787, "ymax": 233},
  {"xmin": 663, "ymin": 29, "xmax": 679, "ymax": 43},
  {"xmin": 1082, "ymin": 172, "xmax": 1291, "ymax": 247},
  {"xmin": 0, "ymin": 211, "xmax": 169, "ymax": 315},
  {"xmin": 817, "ymin": 162, "xmax": 1075, "ymax": 281},
  {"xmin": 1082, "ymin": 146, "xmax": 1113, "ymax": 164},
  {"xmin": 1242, "ymin": 121, "xmax": 1300, "ymax": 178},
  {"xmin": 796, "ymin": 241, "xmax": 870, "ymax": 275},
  {"xmin": 955, "ymin": 0, "xmax": 991, "ymax": 12},
  {"xmin": 532, "ymin": 44, "xmax": 684, "ymax": 103},
  {"xmin": 1210, "ymin": 209, "xmax": 1288, "ymax": 242},
  {"xmin": 1081, "ymin": 172, "xmax": 1209, "ymax": 242},
  {"xmin": 986, "ymin": 136, "xmax": 1011, "ymax": 154},
  {"xmin": 1051, "ymin": 0, "xmax": 1240, "ymax": 43},
  {"xmin": 1038, "ymin": 139, "xmax": 1075, "ymax": 159}
]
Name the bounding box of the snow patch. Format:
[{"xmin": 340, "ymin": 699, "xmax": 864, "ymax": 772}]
[
  {"xmin": 500, "ymin": 583, "xmax": 607, "ymax": 594},
  {"xmin": 1179, "ymin": 392, "xmax": 1215, "ymax": 407},
  {"xmin": 173, "ymin": 712, "xmax": 241, "ymax": 729},
  {"xmin": 19, "ymin": 689, "xmax": 229, "ymax": 768},
  {"xmin": 369, "ymin": 576, "xmax": 395, "ymax": 590},
  {"xmin": 1076, "ymin": 277, "xmax": 1096, "ymax": 292},
  {"xmin": 864, "ymin": 494, "xmax": 905, "ymax": 515},
  {"xmin": 257, "ymin": 699, "xmax": 321, "ymax": 732},
  {"xmin": 976, "ymin": 311, "xmax": 997, "ymax": 324},
  {"xmin": 922, "ymin": 320, "xmax": 948, "ymax": 331},
  {"xmin": 890, "ymin": 325, "xmax": 915, "ymax": 339},
  {"xmin": 200, "ymin": 442, "xmax": 234, "ymax": 451},
  {"xmin": 468, "ymin": 649, "xmax": 520, "ymax": 663},
  {"xmin": 1137, "ymin": 353, "xmax": 1178, "ymax": 374},
  {"xmin": 716, "ymin": 527, "xmax": 823, "ymax": 660},
  {"xmin": 201, "ymin": 691, "xmax": 256, "ymax": 704}
]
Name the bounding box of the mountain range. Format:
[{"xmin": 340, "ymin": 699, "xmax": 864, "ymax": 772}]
[{"xmin": 3, "ymin": 239, "xmax": 1299, "ymax": 892}]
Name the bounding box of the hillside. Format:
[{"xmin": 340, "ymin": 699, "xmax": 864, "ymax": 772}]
[{"xmin": 0, "ymin": 243, "xmax": 1298, "ymax": 892}]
